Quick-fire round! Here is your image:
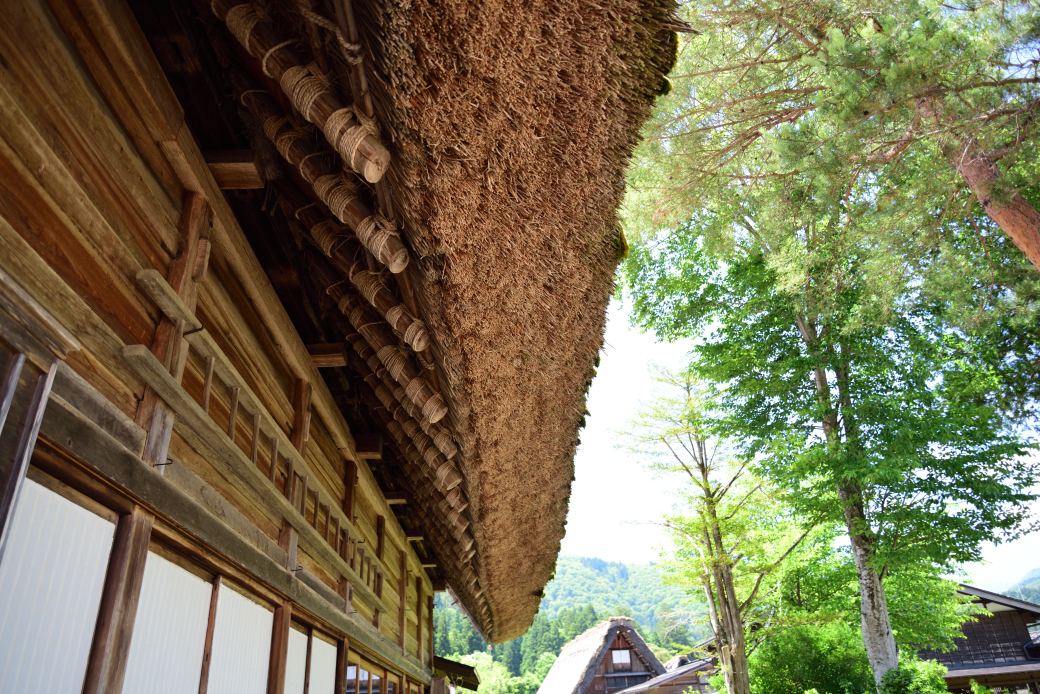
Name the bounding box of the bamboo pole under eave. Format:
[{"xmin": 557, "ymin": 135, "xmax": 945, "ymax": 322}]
[
  {"xmin": 303, "ymin": 250, "xmax": 448, "ymax": 423},
  {"xmin": 211, "ymin": 0, "xmax": 391, "ymax": 183},
  {"xmin": 229, "ymin": 72, "xmax": 409, "ymax": 272}
]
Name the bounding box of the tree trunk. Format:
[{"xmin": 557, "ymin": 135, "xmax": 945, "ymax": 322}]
[
  {"xmin": 838, "ymin": 484, "xmax": 899, "ymax": 686},
  {"xmin": 914, "ymin": 96, "xmax": 1040, "ymax": 274},
  {"xmin": 950, "ymin": 146, "xmax": 1040, "ymax": 274}
]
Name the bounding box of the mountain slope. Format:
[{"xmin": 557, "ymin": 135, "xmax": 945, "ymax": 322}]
[
  {"xmin": 1006, "ymin": 567, "xmax": 1040, "ymax": 605},
  {"xmin": 539, "ymin": 556, "xmax": 700, "ymax": 630}
]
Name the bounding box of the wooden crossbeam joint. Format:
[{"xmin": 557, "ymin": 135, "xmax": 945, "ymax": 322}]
[
  {"xmin": 204, "ymin": 150, "xmax": 264, "ymax": 189},
  {"xmin": 307, "ymin": 343, "xmax": 347, "ymax": 368}
]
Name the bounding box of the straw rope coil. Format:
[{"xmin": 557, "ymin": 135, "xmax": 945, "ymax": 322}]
[
  {"xmin": 324, "ymin": 107, "xmax": 381, "ymax": 180},
  {"xmin": 309, "ymin": 220, "xmax": 349, "ymax": 256},
  {"xmin": 376, "ymin": 345, "xmax": 407, "ymax": 381},
  {"xmin": 313, "ymin": 174, "xmax": 361, "ymax": 224},
  {"xmin": 279, "ymin": 64, "xmax": 326, "ymax": 119},
  {"xmin": 221, "ymin": 3, "xmax": 261, "ymax": 53},
  {"xmin": 354, "ymin": 214, "xmax": 407, "ymax": 272}
]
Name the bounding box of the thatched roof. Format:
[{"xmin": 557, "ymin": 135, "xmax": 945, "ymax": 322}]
[
  {"xmin": 537, "ymin": 617, "xmax": 665, "ymax": 694},
  {"xmin": 355, "ymin": 0, "xmax": 680, "ymax": 641},
  {"xmin": 190, "ymin": 0, "xmax": 680, "ymax": 642}
]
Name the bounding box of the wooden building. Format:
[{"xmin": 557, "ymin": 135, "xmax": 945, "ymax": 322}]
[
  {"xmin": 615, "ymin": 656, "xmax": 715, "ymax": 694},
  {"xmin": 919, "ymin": 585, "xmax": 1040, "ymax": 693},
  {"xmin": 537, "ymin": 617, "xmax": 666, "ymax": 694},
  {"xmin": 0, "ymin": 0, "xmax": 680, "ymax": 692}
]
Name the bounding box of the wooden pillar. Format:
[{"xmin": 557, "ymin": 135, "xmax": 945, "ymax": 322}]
[
  {"xmin": 279, "ymin": 520, "xmax": 299, "ymax": 571},
  {"xmin": 427, "ymin": 594, "xmax": 434, "ymax": 667},
  {"xmin": 81, "ymin": 505, "xmax": 154, "ymax": 694},
  {"xmin": 375, "ymin": 514, "xmax": 385, "ymax": 561},
  {"xmin": 397, "ymin": 550, "xmax": 407, "ymax": 650},
  {"xmin": 198, "ymin": 576, "xmax": 222, "ymax": 694},
  {"xmin": 135, "ymin": 193, "xmax": 210, "ymax": 469},
  {"xmin": 415, "ymin": 576, "xmax": 423, "ymax": 662},
  {"xmin": 343, "ymin": 457, "xmax": 358, "ymax": 524},
  {"xmin": 267, "ymin": 602, "xmax": 293, "ymax": 694},
  {"xmin": 0, "ymin": 358, "xmax": 58, "ymax": 562},
  {"xmin": 290, "ymin": 378, "xmax": 311, "ymax": 454},
  {"xmin": 334, "ymin": 637, "xmax": 348, "ymax": 694}
]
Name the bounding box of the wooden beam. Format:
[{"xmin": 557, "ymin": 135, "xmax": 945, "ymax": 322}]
[
  {"xmin": 353, "ymin": 432, "xmax": 382, "ymax": 460},
  {"xmin": 82, "ymin": 505, "xmax": 154, "ymax": 694},
  {"xmin": 421, "ymin": 563, "xmax": 437, "ymax": 569},
  {"xmin": 134, "ymin": 269, "xmax": 202, "ymax": 332},
  {"xmin": 306, "ymin": 343, "xmax": 347, "ymax": 368},
  {"xmin": 121, "ymin": 344, "xmax": 388, "ymax": 611},
  {"xmin": 385, "ymin": 490, "xmax": 407, "ymax": 505},
  {"xmin": 204, "ymin": 150, "xmax": 263, "ymax": 189},
  {"xmin": 406, "ymin": 536, "xmax": 424, "ymax": 542},
  {"xmin": 431, "ymin": 579, "xmax": 447, "ymax": 593}
]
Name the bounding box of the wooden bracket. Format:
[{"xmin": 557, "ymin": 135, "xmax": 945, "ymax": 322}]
[
  {"xmin": 306, "ymin": 343, "xmax": 347, "ymax": 368},
  {"xmin": 204, "ymin": 150, "xmax": 264, "ymax": 190}
]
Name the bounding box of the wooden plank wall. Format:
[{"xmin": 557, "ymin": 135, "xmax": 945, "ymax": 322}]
[{"xmin": 0, "ymin": 0, "xmax": 432, "ymax": 671}]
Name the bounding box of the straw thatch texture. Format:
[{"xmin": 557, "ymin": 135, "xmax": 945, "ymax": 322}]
[
  {"xmin": 537, "ymin": 617, "xmax": 666, "ymax": 694},
  {"xmin": 349, "ymin": 0, "xmax": 678, "ymax": 641}
]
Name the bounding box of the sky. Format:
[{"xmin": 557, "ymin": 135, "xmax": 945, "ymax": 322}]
[{"xmin": 559, "ymin": 299, "xmax": 1040, "ymax": 593}]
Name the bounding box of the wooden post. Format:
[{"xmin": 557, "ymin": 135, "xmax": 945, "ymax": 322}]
[
  {"xmin": 343, "ymin": 457, "xmax": 358, "ymax": 525},
  {"xmin": 427, "ymin": 594, "xmax": 434, "ymax": 667},
  {"xmin": 415, "ymin": 577, "xmax": 423, "ymax": 661},
  {"xmin": 82, "ymin": 505, "xmax": 154, "ymax": 694},
  {"xmin": 227, "ymin": 386, "xmax": 239, "ymax": 439},
  {"xmin": 267, "ymin": 602, "xmax": 293, "ymax": 694},
  {"xmin": 280, "ymin": 520, "xmax": 299, "ymax": 571},
  {"xmin": 290, "ymin": 378, "xmax": 311, "ymax": 454},
  {"xmin": 334, "ymin": 638, "xmax": 348, "ymax": 694},
  {"xmin": 136, "ymin": 193, "xmax": 209, "ymax": 470},
  {"xmin": 0, "ymin": 358, "xmax": 57, "ymax": 562},
  {"xmin": 376, "ymin": 514, "xmax": 385, "ymax": 561},
  {"xmin": 398, "ymin": 550, "xmax": 407, "ymax": 649},
  {"xmin": 198, "ymin": 576, "xmax": 222, "ymax": 694}
]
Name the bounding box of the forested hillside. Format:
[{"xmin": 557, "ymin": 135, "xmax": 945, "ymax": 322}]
[
  {"xmin": 433, "ymin": 555, "xmax": 707, "ymax": 688},
  {"xmin": 540, "ymin": 556, "xmax": 700, "ymax": 630},
  {"xmin": 1007, "ymin": 568, "xmax": 1040, "ymax": 605}
]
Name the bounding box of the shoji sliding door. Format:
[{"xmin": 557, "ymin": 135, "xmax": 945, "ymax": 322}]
[
  {"xmin": 122, "ymin": 550, "xmax": 214, "ymax": 694},
  {"xmin": 206, "ymin": 582, "xmax": 274, "ymax": 694},
  {"xmin": 0, "ymin": 478, "xmax": 115, "ymax": 693}
]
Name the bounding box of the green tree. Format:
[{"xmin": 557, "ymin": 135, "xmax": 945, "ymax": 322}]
[
  {"xmin": 622, "ymin": 182, "xmax": 1039, "ymax": 684},
  {"xmin": 519, "ymin": 614, "xmax": 561, "ymax": 675},
  {"xmin": 632, "ymin": 0, "xmax": 1040, "ymax": 273},
  {"xmin": 747, "ymin": 622, "xmax": 874, "ymax": 694},
  {"xmin": 623, "ymin": 370, "xmax": 820, "ymax": 694}
]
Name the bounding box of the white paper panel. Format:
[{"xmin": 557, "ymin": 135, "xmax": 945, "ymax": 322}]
[
  {"xmin": 0, "ymin": 478, "xmax": 115, "ymax": 694},
  {"xmin": 122, "ymin": 551, "xmax": 213, "ymax": 694},
  {"xmin": 206, "ymin": 584, "xmax": 273, "ymax": 694},
  {"xmin": 309, "ymin": 636, "xmax": 338, "ymax": 694},
  {"xmin": 285, "ymin": 628, "xmax": 308, "ymax": 694}
]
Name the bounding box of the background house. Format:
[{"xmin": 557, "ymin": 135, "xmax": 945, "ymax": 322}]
[
  {"xmin": 618, "ymin": 655, "xmax": 715, "ymax": 694},
  {"xmin": 919, "ymin": 585, "xmax": 1040, "ymax": 692},
  {"xmin": 537, "ymin": 617, "xmax": 666, "ymax": 694}
]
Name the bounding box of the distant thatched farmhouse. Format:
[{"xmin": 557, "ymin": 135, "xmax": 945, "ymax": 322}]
[{"xmin": 537, "ymin": 617, "xmax": 666, "ymax": 694}]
